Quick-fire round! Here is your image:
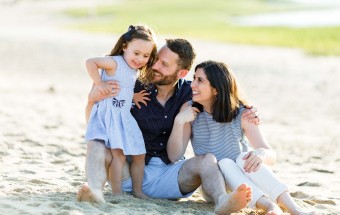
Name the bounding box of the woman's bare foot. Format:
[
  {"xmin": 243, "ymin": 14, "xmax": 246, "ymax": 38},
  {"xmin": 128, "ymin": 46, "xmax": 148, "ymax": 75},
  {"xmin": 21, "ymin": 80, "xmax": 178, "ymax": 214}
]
[
  {"xmin": 214, "ymin": 183, "xmax": 252, "ymax": 215},
  {"xmin": 289, "ymin": 208, "xmax": 317, "ymax": 215},
  {"xmin": 133, "ymin": 191, "xmax": 149, "ymax": 200},
  {"xmin": 76, "ymin": 184, "xmax": 105, "ymax": 203},
  {"xmin": 266, "ymin": 203, "xmax": 284, "ymax": 215}
]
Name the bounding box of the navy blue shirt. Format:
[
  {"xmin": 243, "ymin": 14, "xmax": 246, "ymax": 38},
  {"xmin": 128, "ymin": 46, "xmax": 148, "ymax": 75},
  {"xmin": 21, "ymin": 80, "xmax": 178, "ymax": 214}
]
[{"xmin": 131, "ymin": 79, "xmax": 192, "ymax": 165}]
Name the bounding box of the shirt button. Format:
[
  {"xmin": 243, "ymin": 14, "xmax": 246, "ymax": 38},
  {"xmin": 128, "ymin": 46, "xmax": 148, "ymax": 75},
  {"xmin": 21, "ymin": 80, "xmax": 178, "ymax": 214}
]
[
  {"xmin": 163, "ymin": 131, "xmax": 166, "ymax": 134},
  {"xmin": 154, "ymin": 151, "xmax": 157, "ymax": 154},
  {"xmin": 164, "ymin": 115, "xmax": 167, "ymax": 118},
  {"xmin": 160, "ymin": 143, "xmax": 163, "ymax": 146}
]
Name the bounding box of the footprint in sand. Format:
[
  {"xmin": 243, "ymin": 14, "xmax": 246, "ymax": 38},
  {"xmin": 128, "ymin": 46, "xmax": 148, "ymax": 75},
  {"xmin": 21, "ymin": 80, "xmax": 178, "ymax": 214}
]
[
  {"xmin": 19, "ymin": 170, "xmax": 36, "ymax": 174},
  {"xmin": 297, "ymin": 182, "xmax": 322, "ymax": 187},
  {"xmin": 312, "ymin": 168, "xmax": 334, "ymax": 174},
  {"xmin": 51, "ymin": 160, "xmax": 69, "ymax": 164},
  {"xmin": 291, "ymin": 191, "xmax": 311, "ymax": 199},
  {"xmin": 29, "ymin": 179, "xmax": 50, "ymax": 185},
  {"xmin": 27, "ymin": 202, "xmax": 41, "ymax": 207},
  {"xmin": 303, "ymin": 199, "xmax": 337, "ymax": 206},
  {"xmin": 13, "ymin": 188, "xmax": 25, "ymax": 192}
]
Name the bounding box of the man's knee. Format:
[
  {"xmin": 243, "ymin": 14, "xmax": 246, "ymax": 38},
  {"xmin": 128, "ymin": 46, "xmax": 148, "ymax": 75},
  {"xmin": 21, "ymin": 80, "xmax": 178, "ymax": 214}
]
[
  {"xmin": 197, "ymin": 153, "xmax": 218, "ymax": 170},
  {"xmin": 87, "ymin": 140, "xmax": 112, "ymax": 164}
]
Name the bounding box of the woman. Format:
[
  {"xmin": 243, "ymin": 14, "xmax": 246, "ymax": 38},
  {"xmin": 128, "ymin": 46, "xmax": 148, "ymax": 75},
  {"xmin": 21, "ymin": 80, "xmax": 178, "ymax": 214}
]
[{"xmin": 168, "ymin": 60, "xmax": 315, "ymax": 215}]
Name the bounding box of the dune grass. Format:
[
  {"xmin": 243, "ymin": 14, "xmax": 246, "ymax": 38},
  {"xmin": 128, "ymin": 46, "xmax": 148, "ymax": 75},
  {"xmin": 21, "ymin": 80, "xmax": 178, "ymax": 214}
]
[{"xmin": 64, "ymin": 0, "xmax": 340, "ymax": 56}]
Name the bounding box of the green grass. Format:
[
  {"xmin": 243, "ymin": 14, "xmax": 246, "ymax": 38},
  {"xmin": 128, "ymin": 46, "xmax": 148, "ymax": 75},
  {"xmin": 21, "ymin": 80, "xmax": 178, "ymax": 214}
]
[{"xmin": 64, "ymin": 0, "xmax": 340, "ymax": 56}]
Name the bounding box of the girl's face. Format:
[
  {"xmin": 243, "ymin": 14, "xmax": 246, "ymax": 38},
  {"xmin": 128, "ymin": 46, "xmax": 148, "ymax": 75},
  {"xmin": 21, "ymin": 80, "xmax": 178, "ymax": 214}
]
[
  {"xmin": 191, "ymin": 68, "xmax": 217, "ymax": 111},
  {"xmin": 123, "ymin": 39, "xmax": 154, "ymax": 70}
]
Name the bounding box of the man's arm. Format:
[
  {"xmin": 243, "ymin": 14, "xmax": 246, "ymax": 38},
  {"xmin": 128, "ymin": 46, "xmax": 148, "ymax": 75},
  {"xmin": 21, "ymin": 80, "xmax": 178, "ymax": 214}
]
[
  {"xmin": 85, "ymin": 81, "xmax": 120, "ymax": 123},
  {"xmin": 242, "ymin": 105, "xmax": 262, "ymax": 125}
]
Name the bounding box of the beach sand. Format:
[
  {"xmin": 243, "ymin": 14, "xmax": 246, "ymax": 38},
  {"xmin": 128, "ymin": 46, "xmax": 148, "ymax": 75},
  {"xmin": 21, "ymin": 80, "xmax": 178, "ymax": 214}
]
[{"xmin": 0, "ymin": 0, "xmax": 339, "ymax": 214}]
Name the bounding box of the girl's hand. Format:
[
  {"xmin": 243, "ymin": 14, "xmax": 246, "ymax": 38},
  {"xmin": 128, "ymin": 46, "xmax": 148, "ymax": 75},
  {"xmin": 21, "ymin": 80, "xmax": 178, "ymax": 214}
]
[
  {"xmin": 242, "ymin": 148, "xmax": 266, "ymax": 173},
  {"xmin": 176, "ymin": 106, "xmax": 200, "ymax": 124},
  {"xmin": 97, "ymin": 82, "xmax": 114, "ymax": 94},
  {"xmin": 133, "ymin": 90, "xmax": 150, "ymax": 109}
]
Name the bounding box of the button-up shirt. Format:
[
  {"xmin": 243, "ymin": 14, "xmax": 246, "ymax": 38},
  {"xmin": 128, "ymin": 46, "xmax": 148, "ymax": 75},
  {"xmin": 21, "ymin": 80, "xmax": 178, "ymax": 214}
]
[{"xmin": 131, "ymin": 79, "xmax": 192, "ymax": 165}]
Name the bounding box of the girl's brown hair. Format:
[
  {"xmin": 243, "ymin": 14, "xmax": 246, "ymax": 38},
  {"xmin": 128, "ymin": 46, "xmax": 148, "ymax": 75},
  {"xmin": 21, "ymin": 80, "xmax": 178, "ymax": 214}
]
[{"xmin": 108, "ymin": 25, "xmax": 157, "ymax": 84}]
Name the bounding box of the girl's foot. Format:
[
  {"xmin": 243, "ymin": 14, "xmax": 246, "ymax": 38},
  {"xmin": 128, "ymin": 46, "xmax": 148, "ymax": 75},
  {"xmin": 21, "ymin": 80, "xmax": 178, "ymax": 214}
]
[{"xmin": 133, "ymin": 191, "xmax": 149, "ymax": 199}]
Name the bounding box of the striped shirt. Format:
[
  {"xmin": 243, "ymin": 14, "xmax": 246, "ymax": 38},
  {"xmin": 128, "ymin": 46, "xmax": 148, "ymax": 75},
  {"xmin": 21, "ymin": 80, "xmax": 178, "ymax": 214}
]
[{"xmin": 191, "ymin": 106, "xmax": 250, "ymax": 162}]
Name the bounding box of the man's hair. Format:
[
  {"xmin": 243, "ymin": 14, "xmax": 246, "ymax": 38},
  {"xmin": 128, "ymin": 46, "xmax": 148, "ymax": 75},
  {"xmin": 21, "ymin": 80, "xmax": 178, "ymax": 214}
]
[{"xmin": 165, "ymin": 39, "xmax": 196, "ymax": 70}]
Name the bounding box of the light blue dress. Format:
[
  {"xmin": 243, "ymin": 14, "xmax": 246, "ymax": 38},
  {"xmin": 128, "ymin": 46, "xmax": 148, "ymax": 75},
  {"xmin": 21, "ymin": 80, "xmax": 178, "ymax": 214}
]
[{"xmin": 85, "ymin": 55, "xmax": 145, "ymax": 155}]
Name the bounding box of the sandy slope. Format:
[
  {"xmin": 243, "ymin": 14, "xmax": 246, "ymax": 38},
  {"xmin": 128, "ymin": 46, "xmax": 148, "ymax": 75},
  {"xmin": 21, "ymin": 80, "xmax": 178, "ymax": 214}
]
[{"xmin": 0, "ymin": 0, "xmax": 339, "ymax": 214}]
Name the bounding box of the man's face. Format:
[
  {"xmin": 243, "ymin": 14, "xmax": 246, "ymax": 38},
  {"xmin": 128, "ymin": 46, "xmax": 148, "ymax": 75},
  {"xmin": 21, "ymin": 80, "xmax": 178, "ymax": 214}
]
[{"xmin": 151, "ymin": 46, "xmax": 180, "ymax": 85}]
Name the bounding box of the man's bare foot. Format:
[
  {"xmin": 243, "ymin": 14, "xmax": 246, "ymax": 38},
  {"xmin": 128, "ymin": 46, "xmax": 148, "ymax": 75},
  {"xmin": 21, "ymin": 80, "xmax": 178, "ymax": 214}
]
[
  {"xmin": 76, "ymin": 184, "xmax": 105, "ymax": 203},
  {"xmin": 133, "ymin": 191, "xmax": 149, "ymax": 200},
  {"xmin": 266, "ymin": 203, "xmax": 284, "ymax": 215},
  {"xmin": 214, "ymin": 183, "xmax": 252, "ymax": 215}
]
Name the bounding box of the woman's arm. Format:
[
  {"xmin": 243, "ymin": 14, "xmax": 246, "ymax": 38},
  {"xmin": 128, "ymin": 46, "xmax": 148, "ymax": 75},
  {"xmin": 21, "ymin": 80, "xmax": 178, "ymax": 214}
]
[
  {"xmin": 241, "ymin": 114, "xmax": 277, "ymax": 172},
  {"xmin": 167, "ymin": 102, "xmax": 200, "ymax": 163}
]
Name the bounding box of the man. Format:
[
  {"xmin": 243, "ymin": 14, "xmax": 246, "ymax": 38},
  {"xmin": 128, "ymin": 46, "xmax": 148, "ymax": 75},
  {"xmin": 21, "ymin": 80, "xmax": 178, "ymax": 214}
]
[{"xmin": 77, "ymin": 39, "xmax": 258, "ymax": 214}]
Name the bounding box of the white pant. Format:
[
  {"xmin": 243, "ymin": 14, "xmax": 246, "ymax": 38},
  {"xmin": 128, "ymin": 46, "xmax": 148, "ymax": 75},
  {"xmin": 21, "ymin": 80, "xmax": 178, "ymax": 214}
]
[{"xmin": 218, "ymin": 152, "xmax": 288, "ymax": 208}]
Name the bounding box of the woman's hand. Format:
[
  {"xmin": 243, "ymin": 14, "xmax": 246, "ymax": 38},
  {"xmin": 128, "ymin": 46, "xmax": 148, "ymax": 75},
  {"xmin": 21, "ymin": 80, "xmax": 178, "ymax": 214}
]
[
  {"xmin": 242, "ymin": 148, "xmax": 266, "ymax": 173},
  {"xmin": 176, "ymin": 106, "xmax": 200, "ymax": 125},
  {"xmin": 133, "ymin": 90, "xmax": 150, "ymax": 109}
]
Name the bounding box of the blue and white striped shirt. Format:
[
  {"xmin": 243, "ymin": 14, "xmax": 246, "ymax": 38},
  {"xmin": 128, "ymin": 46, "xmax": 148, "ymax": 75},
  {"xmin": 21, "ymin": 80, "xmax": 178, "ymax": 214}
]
[{"xmin": 191, "ymin": 106, "xmax": 250, "ymax": 162}]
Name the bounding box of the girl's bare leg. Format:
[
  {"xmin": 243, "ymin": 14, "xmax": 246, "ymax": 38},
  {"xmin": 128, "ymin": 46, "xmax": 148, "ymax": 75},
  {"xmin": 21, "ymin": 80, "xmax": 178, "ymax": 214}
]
[
  {"xmin": 109, "ymin": 149, "xmax": 126, "ymax": 195},
  {"xmin": 130, "ymin": 154, "xmax": 148, "ymax": 199}
]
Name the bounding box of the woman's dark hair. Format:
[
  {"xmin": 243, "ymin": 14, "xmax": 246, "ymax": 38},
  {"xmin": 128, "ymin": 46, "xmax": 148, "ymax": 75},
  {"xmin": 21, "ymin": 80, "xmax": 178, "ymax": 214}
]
[
  {"xmin": 108, "ymin": 24, "xmax": 157, "ymax": 84},
  {"xmin": 192, "ymin": 60, "xmax": 248, "ymax": 123}
]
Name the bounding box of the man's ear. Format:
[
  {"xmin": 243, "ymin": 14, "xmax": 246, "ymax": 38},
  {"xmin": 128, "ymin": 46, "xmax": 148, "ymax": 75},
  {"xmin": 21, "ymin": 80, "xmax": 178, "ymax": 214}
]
[{"xmin": 177, "ymin": 69, "xmax": 189, "ymax": 79}]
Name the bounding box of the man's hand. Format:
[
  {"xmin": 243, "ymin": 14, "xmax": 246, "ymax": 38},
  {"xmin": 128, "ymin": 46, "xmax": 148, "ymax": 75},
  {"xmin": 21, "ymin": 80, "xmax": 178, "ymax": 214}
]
[
  {"xmin": 242, "ymin": 105, "xmax": 261, "ymax": 125},
  {"xmin": 133, "ymin": 90, "xmax": 150, "ymax": 109},
  {"xmin": 88, "ymin": 80, "xmax": 120, "ymax": 104},
  {"xmin": 97, "ymin": 81, "xmax": 115, "ymax": 95}
]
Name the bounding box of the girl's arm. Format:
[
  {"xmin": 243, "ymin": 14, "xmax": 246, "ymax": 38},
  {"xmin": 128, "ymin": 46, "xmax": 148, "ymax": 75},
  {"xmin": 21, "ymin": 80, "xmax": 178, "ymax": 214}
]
[
  {"xmin": 241, "ymin": 113, "xmax": 277, "ymax": 172},
  {"xmin": 86, "ymin": 57, "xmax": 117, "ymax": 94},
  {"xmin": 167, "ymin": 102, "xmax": 200, "ymax": 163}
]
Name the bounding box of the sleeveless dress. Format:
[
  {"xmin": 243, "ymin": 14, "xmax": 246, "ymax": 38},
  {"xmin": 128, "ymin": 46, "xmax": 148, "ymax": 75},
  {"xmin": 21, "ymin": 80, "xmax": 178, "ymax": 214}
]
[
  {"xmin": 191, "ymin": 106, "xmax": 250, "ymax": 161},
  {"xmin": 85, "ymin": 55, "xmax": 146, "ymax": 155}
]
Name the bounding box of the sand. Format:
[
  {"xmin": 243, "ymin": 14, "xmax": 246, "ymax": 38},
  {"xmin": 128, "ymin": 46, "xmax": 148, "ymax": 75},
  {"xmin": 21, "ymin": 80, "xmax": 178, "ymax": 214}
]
[{"xmin": 0, "ymin": 0, "xmax": 339, "ymax": 214}]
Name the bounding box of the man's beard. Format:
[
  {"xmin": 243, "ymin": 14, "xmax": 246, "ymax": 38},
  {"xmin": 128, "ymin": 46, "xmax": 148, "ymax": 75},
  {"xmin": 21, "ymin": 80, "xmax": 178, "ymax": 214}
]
[{"xmin": 152, "ymin": 70, "xmax": 178, "ymax": 86}]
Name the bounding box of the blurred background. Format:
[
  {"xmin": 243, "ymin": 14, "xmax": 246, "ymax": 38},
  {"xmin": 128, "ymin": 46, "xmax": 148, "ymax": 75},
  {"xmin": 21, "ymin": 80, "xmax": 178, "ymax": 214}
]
[{"xmin": 0, "ymin": 0, "xmax": 339, "ymax": 214}]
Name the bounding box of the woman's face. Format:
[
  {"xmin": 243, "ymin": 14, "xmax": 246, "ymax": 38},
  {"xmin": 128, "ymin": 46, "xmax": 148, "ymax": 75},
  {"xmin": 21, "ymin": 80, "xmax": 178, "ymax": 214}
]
[{"xmin": 191, "ymin": 68, "xmax": 217, "ymax": 109}]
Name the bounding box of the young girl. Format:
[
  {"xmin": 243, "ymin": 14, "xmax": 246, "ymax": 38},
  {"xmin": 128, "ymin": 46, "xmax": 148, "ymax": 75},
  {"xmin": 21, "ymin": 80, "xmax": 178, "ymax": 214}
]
[
  {"xmin": 85, "ymin": 25, "xmax": 157, "ymax": 199},
  {"xmin": 168, "ymin": 61, "xmax": 316, "ymax": 214}
]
